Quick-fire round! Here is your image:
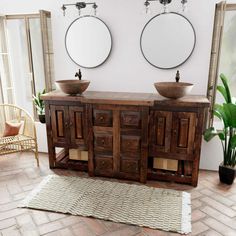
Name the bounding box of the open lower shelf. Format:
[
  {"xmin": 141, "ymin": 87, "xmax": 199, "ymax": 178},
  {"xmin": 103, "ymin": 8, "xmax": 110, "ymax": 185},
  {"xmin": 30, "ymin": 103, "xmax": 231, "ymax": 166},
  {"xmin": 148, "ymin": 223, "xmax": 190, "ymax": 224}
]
[
  {"xmin": 55, "ymin": 150, "xmax": 88, "ymax": 172},
  {"xmin": 147, "ymin": 168, "xmax": 192, "ymax": 184}
]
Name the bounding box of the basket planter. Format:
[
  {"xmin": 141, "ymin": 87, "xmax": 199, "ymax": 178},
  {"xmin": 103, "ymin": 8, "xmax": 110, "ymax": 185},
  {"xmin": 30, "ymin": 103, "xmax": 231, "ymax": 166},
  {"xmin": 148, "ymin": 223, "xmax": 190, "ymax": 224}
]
[{"xmin": 219, "ymin": 164, "xmax": 235, "ymax": 185}]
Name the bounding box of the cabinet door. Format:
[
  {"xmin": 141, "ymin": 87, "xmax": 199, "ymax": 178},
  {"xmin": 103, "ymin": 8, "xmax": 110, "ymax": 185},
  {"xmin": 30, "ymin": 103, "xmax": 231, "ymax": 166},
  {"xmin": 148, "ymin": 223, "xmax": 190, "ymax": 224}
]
[
  {"xmin": 69, "ymin": 106, "xmax": 85, "ymax": 146},
  {"xmin": 171, "ymin": 112, "xmax": 196, "ymax": 155},
  {"xmin": 50, "ymin": 105, "xmax": 69, "ymax": 145},
  {"xmin": 149, "ymin": 111, "xmax": 172, "ymax": 153}
]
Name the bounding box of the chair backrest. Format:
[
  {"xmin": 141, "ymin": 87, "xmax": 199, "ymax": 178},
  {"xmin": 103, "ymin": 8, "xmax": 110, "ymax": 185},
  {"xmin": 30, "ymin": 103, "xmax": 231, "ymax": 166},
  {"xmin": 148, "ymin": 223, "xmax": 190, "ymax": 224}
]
[{"xmin": 0, "ymin": 104, "xmax": 36, "ymax": 138}]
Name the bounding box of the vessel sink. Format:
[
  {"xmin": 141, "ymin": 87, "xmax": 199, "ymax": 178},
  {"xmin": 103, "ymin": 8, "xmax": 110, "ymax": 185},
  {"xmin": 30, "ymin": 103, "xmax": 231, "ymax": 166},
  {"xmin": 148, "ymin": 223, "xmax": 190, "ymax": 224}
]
[
  {"xmin": 56, "ymin": 80, "xmax": 90, "ymax": 95},
  {"xmin": 154, "ymin": 82, "xmax": 193, "ymax": 99}
]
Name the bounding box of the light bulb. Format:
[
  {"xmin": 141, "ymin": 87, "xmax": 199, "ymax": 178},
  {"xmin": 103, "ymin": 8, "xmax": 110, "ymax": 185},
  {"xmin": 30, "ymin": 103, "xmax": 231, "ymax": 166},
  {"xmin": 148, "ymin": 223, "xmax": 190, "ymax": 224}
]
[
  {"xmin": 93, "ymin": 3, "xmax": 98, "ymax": 16},
  {"xmin": 143, "ymin": 1, "xmax": 151, "ymax": 14},
  {"xmin": 182, "ymin": 3, "xmax": 188, "ymax": 12},
  {"xmin": 61, "ymin": 5, "xmax": 66, "ymax": 16},
  {"xmin": 163, "ymin": 4, "xmax": 169, "ymax": 13},
  {"xmin": 181, "ymin": 0, "xmax": 188, "ymax": 12}
]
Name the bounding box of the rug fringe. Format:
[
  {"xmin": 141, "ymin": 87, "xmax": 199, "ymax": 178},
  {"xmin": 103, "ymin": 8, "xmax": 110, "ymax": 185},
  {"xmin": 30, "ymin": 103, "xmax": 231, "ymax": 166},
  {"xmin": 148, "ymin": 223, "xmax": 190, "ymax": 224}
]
[
  {"xmin": 181, "ymin": 192, "xmax": 191, "ymax": 234},
  {"xmin": 18, "ymin": 175, "xmax": 54, "ymax": 207}
]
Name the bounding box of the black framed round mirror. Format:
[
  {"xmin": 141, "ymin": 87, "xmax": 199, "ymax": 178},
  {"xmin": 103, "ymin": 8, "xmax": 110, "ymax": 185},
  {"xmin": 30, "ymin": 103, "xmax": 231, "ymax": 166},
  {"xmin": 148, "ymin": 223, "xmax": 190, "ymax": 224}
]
[
  {"xmin": 140, "ymin": 12, "xmax": 196, "ymax": 69},
  {"xmin": 65, "ymin": 15, "xmax": 112, "ymax": 68}
]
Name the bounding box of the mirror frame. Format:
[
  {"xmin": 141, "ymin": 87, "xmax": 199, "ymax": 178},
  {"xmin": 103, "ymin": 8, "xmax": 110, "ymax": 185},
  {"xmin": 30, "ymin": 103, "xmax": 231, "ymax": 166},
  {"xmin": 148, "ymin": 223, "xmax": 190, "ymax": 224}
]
[
  {"xmin": 140, "ymin": 12, "xmax": 196, "ymax": 69},
  {"xmin": 65, "ymin": 15, "xmax": 112, "ymax": 69}
]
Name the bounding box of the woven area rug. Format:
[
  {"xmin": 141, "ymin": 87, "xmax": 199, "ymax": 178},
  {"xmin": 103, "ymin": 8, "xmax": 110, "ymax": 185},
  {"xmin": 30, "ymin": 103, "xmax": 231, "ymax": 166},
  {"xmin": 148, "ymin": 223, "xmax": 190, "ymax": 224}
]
[{"xmin": 19, "ymin": 175, "xmax": 191, "ymax": 234}]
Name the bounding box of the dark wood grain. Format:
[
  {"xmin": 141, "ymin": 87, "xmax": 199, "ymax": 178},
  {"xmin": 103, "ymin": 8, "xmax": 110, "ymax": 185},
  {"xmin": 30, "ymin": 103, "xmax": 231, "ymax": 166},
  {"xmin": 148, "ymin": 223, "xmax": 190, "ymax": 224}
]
[{"xmin": 43, "ymin": 91, "xmax": 209, "ymax": 186}]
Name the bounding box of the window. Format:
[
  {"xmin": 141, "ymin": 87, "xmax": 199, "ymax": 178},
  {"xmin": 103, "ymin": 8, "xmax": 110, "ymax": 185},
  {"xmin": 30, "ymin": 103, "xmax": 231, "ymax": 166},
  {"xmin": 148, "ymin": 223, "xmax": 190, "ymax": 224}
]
[{"xmin": 0, "ymin": 11, "xmax": 55, "ymax": 119}]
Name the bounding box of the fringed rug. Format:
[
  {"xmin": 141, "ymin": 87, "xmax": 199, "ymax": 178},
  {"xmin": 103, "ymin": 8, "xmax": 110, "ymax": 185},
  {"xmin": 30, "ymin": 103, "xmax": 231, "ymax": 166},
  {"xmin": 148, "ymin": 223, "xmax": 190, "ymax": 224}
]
[{"xmin": 19, "ymin": 175, "xmax": 191, "ymax": 234}]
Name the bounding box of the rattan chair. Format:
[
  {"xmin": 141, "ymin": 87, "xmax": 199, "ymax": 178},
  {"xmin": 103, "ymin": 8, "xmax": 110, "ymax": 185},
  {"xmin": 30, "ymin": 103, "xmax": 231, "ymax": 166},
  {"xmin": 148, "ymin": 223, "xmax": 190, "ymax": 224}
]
[{"xmin": 0, "ymin": 104, "xmax": 39, "ymax": 166}]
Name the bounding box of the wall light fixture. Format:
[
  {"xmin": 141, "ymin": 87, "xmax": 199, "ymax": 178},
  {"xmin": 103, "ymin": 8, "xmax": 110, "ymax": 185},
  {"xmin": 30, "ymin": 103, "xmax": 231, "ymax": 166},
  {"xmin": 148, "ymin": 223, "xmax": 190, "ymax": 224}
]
[
  {"xmin": 144, "ymin": 0, "xmax": 188, "ymax": 14},
  {"xmin": 61, "ymin": 2, "xmax": 98, "ymax": 16}
]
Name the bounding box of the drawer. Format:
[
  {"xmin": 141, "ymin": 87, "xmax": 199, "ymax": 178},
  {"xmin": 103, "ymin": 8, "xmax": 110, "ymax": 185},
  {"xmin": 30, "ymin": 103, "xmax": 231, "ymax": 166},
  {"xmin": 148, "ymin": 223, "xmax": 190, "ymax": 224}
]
[
  {"xmin": 121, "ymin": 111, "xmax": 141, "ymax": 128},
  {"xmin": 93, "ymin": 110, "xmax": 112, "ymax": 127},
  {"xmin": 94, "ymin": 134, "xmax": 113, "ymax": 152},
  {"xmin": 121, "ymin": 135, "xmax": 141, "ymax": 153},
  {"xmin": 121, "ymin": 160, "xmax": 139, "ymax": 174},
  {"xmin": 95, "ymin": 157, "xmax": 113, "ymax": 172}
]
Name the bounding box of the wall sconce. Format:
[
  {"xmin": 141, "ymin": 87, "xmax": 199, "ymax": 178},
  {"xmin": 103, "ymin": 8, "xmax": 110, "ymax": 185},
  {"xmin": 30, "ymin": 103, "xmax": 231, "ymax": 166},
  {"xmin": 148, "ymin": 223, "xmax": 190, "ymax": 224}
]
[
  {"xmin": 61, "ymin": 2, "xmax": 98, "ymax": 16},
  {"xmin": 144, "ymin": 0, "xmax": 188, "ymax": 14}
]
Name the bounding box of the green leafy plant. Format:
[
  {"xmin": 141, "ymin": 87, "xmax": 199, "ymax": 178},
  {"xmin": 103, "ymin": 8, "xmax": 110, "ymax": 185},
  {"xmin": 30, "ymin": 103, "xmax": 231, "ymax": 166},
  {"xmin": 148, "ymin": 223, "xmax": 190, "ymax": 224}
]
[
  {"xmin": 33, "ymin": 89, "xmax": 46, "ymax": 115},
  {"xmin": 204, "ymin": 74, "xmax": 236, "ymax": 167}
]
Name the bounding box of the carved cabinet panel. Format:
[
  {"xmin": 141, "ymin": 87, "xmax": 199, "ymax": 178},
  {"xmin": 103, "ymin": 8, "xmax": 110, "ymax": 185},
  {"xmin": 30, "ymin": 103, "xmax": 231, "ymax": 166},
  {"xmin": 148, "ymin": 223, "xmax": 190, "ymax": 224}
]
[
  {"xmin": 50, "ymin": 105, "xmax": 86, "ymax": 147},
  {"xmin": 90, "ymin": 105, "xmax": 148, "ymax": 182},
  {"xmin": 149, "ymin": 110, "xmax": 196, "ymax": 158}
]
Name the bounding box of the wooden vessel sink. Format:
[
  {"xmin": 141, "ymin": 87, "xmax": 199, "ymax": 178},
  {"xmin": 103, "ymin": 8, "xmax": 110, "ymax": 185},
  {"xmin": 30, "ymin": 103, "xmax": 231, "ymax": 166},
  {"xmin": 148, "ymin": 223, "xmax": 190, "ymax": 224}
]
[
  {"xmin": 56, "ymin": 80, "xmax": 90, "ymax": 95},
  {"xmin": 154, "ymin": 82, "xmax": 193, "ymax": 99}
]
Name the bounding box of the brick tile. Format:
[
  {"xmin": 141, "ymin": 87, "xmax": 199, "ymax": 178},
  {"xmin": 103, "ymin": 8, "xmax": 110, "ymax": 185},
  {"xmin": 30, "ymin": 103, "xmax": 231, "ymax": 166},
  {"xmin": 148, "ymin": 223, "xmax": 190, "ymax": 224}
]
[
  {"xmin": 82, "ymin": 217, "xmax": 107, "ymax": 235},
  {"xmin": 143, "ymin": 227, "xmax": 169, "ymax": 235},
  {"xmin": 48, "ymin": 212, "xmax": 66, "ymax": 221},
  {"xmin": 16, "ymin": 214, "xmax": 37, "ymax": 235},
  {"xmin": 204, "ymin": 218, "xmax": 236, "ymax": 236},
  {"xmin": 58, "ymin": 228, "xmax": 75, "ymax": 236},
  {"xmin": 32, "ymin": 210, "xmax": 50, "ymax": 225},
  {"xmin": 6, "ymin": 180, "xmax": 22, "ymax": 195},
  {"xmin": 13, "ymin": 191, "xmax": 29, "ymax": 201},
  {"xmin": 191, "ymin": 191, "xmax": 202, "ymax": 199},
  {"xmin": 192, "ymin": 222, "xmax": 209, "ymax": 235},
  {"xmin": 71, "ymin": 222, "xmax": 94, "ymax": 236},
  {"xmin": 211, "ymin": 194, "xmax": 234, "ymax": 206},
  {"xmin": 200, "ymin": 189, "xmax": 214, "ymax": 196},
  {"xmin": 0, "ymin": 153, "xmax": 236, "ymax": 236},
  {"xmin": 202, "ymin": 229, "xmax": 223, "ymax": 236},
  {"xmin": 0, "ymin": 218, "xmax": 16, "ymax": 230},
  {"xmin": 0, "ymin": 187, "xmax": 11, "ymax": 204},
  {"xmin": 60, "ymin": 215, "xmax": 83, "ymax": 227},
  {"xmin": 0, "ymin": 201, "xmax": 19, "ymax": 212},
  {"xmin": 102, "ymin": 225, "xmax": 141, "ymax": 236},
  {"xmin": 201, "ymin": 206, "xmax": 236, "ymax": 229},
  {"xmin": 1, "ymin": 226, "xmax": 21, "ymax": 236},
  {"xmin": 192, "ymin": 199, "xmax": 202, "ymax": 209},
  {"xmin": 201, "ymin": 197, "xmax": 236, "ymax": 217},
  {"xmin": 38, "ymin": 221, "xmax": 63, "ymax": 235},
  {"xmin": 0, "ymin": 208, "xmax": 26, "ymax": 221},
  {"xmin": 192, "ymin": 209, "xmax": 206, "ymax": 222}
]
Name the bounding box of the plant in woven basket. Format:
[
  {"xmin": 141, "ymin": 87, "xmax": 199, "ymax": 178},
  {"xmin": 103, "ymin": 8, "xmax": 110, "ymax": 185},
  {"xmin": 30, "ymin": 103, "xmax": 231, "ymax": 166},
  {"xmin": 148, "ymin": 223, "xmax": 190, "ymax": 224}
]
[
  {"xmin": 33, "ymin": 89, "xmax": 46, "ymax": 123},
  {"xmin": 204, "ymin": 73, "xmax": 236, "ymax": 184}
]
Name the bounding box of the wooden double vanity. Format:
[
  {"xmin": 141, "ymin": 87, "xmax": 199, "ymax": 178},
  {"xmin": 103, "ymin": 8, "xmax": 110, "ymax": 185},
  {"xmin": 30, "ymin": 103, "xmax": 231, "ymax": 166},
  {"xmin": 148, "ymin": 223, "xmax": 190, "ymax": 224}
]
[{"xmin": 42, "ymin": 91, "xmax": 209, "ymax": 187}]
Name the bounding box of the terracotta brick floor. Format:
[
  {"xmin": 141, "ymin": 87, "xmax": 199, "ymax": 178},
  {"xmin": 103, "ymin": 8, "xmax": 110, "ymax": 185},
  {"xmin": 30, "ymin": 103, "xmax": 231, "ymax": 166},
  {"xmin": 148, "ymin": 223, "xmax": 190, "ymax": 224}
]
[{"xmin": 0, "ymin": 153, "xmax": 236, "ymax": 236}]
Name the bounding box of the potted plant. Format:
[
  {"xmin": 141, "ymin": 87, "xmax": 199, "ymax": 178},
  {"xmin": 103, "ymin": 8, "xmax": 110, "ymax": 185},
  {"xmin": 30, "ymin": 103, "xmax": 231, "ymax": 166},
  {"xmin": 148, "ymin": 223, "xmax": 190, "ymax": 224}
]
[
  {"xmin": 33, "ymin": 89, "xmax": 46, "ymax": 123},
  {"xmin": 204, "ymin": 73, "xmax": 236, "ymax": 184}
]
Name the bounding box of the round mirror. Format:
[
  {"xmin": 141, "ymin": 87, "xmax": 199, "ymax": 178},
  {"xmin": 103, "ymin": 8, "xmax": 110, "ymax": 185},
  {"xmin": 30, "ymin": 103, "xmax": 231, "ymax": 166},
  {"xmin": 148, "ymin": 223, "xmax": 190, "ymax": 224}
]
[
  {"xmin": 140, "ymin": 13, "xmax": 196, "ymax": 69},
  {"xmin": 65, "ymin": 16, "xmax": 112, "ymax": 68}
]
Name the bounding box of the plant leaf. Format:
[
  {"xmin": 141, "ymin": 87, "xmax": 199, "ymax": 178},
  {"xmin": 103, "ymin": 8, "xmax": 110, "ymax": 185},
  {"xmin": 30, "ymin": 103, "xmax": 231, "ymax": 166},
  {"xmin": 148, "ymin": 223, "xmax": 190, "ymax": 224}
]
[
  {"xmin": 217, "ymin": 85, "xmax": 228, "ymax": 103},
  {"xmin": 220, "ymin": 73, "xmax": 232, "ymax": 103},
  {"xmin": 230, "ymin": 135, "xmax": 236, "ymax": 149},
  {"xmin": 223, "ymin": 103, "xmax": 236, "ymax": 127},
  {"xmin": 214, "ymin": 104, "xmax": 229, "ymax": 127},
  {"xmin": 204, "ymin": 127, "xmax": 222, "ymax": 141}
]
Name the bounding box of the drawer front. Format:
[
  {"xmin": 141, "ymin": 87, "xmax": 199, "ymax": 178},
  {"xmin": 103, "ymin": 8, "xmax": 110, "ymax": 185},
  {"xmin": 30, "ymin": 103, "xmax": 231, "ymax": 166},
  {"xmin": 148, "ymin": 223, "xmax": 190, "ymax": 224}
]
[
  {"xmin": 94, "ymin": 157, "xmax": 113, "ymax": 176},
  {"xmin": 93, "ymin": 110, "xmax": 112, "ymax": 127},
  {"xmin": 94, "ymin": 134, "xmax": 113, "ymax": 152},
  {"xmin": 120, "ymin": 160, "xmax": 139, "ymax": 174},
  {"xmin": 121, "ymin": 111, "xmax": 141, "ymax": 128},
  {"xmin": 121, "ymin": 135, "xmax": 141, "ymax": 153}
]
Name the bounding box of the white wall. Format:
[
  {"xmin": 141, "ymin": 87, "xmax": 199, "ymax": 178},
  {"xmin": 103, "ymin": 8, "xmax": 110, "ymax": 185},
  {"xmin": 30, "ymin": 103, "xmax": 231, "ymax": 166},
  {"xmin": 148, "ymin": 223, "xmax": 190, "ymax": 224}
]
[{"xmin": 1, "ymin": 0, "xmax": 234, "ymax": 169}]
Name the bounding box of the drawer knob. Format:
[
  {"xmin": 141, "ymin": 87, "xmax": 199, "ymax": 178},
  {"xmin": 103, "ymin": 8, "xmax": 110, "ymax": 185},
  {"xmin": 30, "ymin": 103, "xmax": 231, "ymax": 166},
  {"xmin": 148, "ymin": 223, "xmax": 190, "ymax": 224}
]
[
  {"xmin": 102, "ymin": 161, "xmax": 105, "ymax": 165},
  {"xmin": 101, "ymin": 139, "xmax": 105, "ymax": 145},
  {"xmin": 100, "ymin": 116, "xmax": 104, "ymax": 121}
]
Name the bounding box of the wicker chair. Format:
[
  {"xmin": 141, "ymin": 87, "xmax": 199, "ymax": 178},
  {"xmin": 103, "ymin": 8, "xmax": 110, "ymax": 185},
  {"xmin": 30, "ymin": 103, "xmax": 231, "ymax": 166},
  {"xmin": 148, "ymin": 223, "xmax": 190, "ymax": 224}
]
[{"xmin": 0, "ymin": 104, "xmax": 39, "ymax": 166}]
